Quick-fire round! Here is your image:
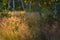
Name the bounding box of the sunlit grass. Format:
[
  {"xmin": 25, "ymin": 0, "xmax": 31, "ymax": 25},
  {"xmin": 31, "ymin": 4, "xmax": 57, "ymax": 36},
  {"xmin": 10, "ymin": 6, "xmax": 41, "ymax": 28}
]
[
  {"xmin": 0, "ymin": 11, "xmax": 58, "ymax": 40},
  {"xmin": 0, "ymin": 11, "xmax": 41, "ymax": 40}
]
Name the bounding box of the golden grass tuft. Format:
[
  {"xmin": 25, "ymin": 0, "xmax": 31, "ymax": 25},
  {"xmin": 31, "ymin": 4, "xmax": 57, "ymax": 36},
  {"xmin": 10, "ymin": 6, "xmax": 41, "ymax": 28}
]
[{"xmin": 0, "ymin": 11, "xmax": 41, "ymax": 40}]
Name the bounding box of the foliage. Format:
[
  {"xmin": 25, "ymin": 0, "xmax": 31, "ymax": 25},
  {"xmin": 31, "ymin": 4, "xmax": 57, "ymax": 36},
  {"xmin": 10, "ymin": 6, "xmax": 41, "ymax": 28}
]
[
  {"xmin": 0, "ymin": 0, "xmax": 60, "ymax": 40},
  {"xmin": 0, "ymin": 0, "xmax": 59, "ymax": 12}
]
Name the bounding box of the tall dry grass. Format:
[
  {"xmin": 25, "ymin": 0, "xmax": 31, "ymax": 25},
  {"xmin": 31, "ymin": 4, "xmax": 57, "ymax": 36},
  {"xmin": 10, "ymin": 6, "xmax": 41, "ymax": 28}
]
[
  {"xmin": 0, "ymin": 11, "xmax": 59, "ymax": 40},
  {"xmin": 0, "ymin": 11, "xmax": 41, "ymax": 40}
]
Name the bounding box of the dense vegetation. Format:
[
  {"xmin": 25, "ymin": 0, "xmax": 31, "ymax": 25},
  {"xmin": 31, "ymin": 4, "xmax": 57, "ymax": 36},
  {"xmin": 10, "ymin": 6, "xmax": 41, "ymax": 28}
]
[
  {"xmin": 0, "ymin": 0, "xmax": 60, "ymax": 40},
  {"xmin": 0, "ymin": 0, "xmax": 59, "ymax": 11}
]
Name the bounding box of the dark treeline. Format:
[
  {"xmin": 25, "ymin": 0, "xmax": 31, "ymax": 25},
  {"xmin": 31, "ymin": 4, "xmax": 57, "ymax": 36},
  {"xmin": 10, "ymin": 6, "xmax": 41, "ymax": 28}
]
[{"xmin": 0, "ymin": 0, "xmax": 60, "ymax": 11}]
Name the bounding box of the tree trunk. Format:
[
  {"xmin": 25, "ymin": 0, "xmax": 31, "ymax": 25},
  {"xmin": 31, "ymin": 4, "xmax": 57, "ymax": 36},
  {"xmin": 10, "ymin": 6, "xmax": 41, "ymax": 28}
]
[
  {"xmin": 20, "ymin": 0, "xmax": 25, "ymax": 10},
  {"xmin": 29, "ymin": 1, "xmax": 32, "ymax": 9},
  {"xmin": 8, "ymin": 0, "xmax": 10, "ymax": 10},
  {"xmin": 13, "ymin": 0, "xmax": 15, "ymax": 11}
]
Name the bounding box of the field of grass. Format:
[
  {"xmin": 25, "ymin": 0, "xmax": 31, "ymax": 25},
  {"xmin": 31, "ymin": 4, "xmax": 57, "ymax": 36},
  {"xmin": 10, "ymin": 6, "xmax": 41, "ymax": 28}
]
[
  {"xmin": 0, "ymin": 11, "xmax": 59, "ymax": 40},
  {"xmin": 0, "ymin": 11, "xmax": 41, "ymax": 40}
]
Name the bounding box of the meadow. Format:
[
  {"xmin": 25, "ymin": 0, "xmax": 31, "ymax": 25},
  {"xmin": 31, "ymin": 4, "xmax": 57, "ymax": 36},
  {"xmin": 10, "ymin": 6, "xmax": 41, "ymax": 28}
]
[{"xmin": 0, "ymin": 11, "xmax": 59, "ymax": 40}]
